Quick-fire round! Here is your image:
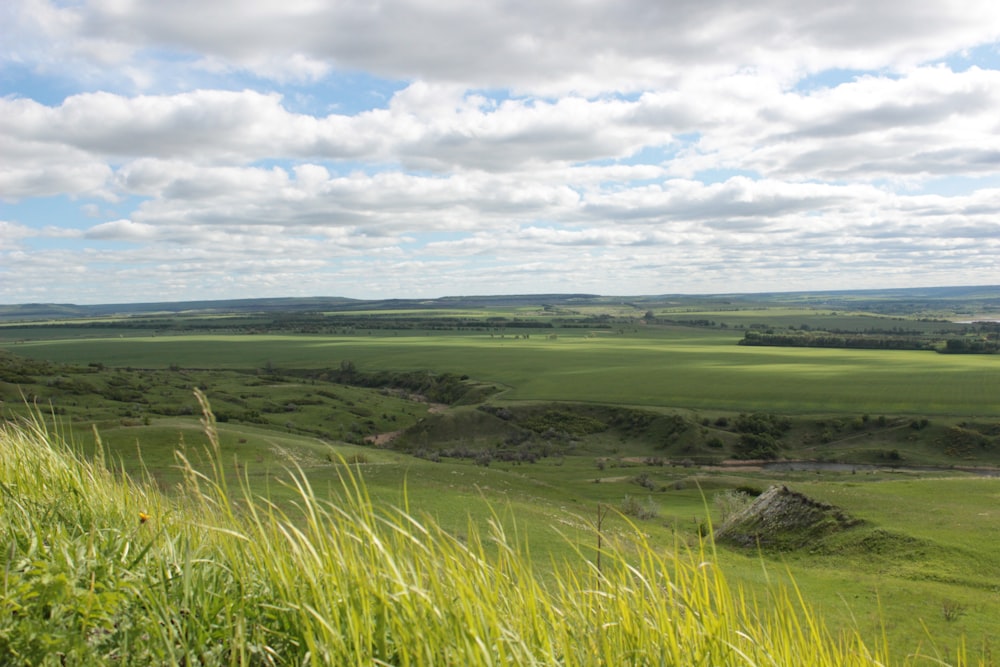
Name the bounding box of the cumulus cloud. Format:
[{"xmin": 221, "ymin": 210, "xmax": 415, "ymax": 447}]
[
  {"xmin": 8, "ymin": 0, "xmax": 1000, "ymax": 92},
  {"xmin": 0, "ymin": 221, "xmax": 34, "ymax": 251},
  {"xmin": 84, "ymin": 219, "xmax": 157, "ymax": 241},
  {"xmin": 2, "ymin": 0, "xmax": 1000, "ymax": 302},
  {"xmin": 0, "ymin": 86, "xmax": 678, "ymax": 171}
]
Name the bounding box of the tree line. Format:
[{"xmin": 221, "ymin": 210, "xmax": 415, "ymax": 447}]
[{"xmin": 739, "ymin": 330, "xmax": 998, "ymax": 353}]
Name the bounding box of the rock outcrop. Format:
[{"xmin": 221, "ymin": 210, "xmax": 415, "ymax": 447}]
[{"xmin": 714, "ymin": 485, "xmax": 861, "ymax": 550}]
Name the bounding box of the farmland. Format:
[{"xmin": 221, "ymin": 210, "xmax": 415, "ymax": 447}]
[
  {"xmin": 5, "ymin": 321, "xmax": 1000, "ymax": 417},
  {"xmin": 2, "ymin": 287, "xmax": 1000, "ymax": 662}
]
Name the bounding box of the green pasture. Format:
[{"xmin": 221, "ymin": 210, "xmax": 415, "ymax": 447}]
[
  {"xmin": 752, "ymin": 476, "xmax": 1000, "ymax": 660},
  {"xmin": 0, "ymin": 359, "xmax": 425, "ymax": 449},
  {"xmin": 322, "ymin": 307, "xmax": 536, "ymax": 318},
  {"xmin": 77, "ymin": 415, "xmax": 679, "ymax": 571},
  {"xmin": 10, "ymin": 414, "xmax": 928, "ymax": 666},
  {"xmin": 5, "ymin": 364, "xmax": 998, "ymax": 658},
  {"xmin": 5, "ymin": 328, "xmax": 1000, "ymax": 416},
  {"xmin": 85, "ymin": 413, "xmax": 1000, "ymax": 658},
  {"xmin": 4, "ymin": 296, "xmax": 1000, "ymax": 661},
  {"xmin": 660, "ymin": 308, "xmax": 964, "ymax": 333}
]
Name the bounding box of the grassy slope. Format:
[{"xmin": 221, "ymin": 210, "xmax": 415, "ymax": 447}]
[
  {"xmin": 95, "ymin": 416, "xmax": 1000, "ymax": 661},
  {"xmin": 716, "ymin": 476, "xmax": 1000, "ymax": 662},
  {"xmin": 1, "ymin": 411, "xmax": 900, "ymax": 666},
  {"xmin": 6, "ymin": 388, "xmax": 995, "ymax": 660}
]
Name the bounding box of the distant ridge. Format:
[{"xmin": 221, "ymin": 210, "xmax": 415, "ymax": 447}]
[
  {"xmin": 0, "ymin": 297, "xmax": 359, "ymax": 320},
  {"xmin": 1, "ymin": 285, "xmax": 997, "ymax": 321},
  {"xmin": 0, "ymin": 294, "xmax": 604, "ymax": 321}
]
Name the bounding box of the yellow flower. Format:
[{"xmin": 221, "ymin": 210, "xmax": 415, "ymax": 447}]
[{"xmin": 139, "ymin": 512, "xmax": 151, "ymax": 524}]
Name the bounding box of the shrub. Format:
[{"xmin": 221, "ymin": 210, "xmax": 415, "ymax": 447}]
[
  {"xmin": 631, "ymin": 472, "xmax": 657, "ymax": 490},
  {"xmin": 942, "ymin": 598, "xmax": 966, "ymax": 622},
  {"xmin": 619, "ymin": 494, "xmax": 659, "ymax": 520},
  {"xmin": 714, "ymin": 489, "xmax": 753, "ymax": 522},
  {"xmin": 735, "ymin": 412, "xmax": 791, "ymax": 437},
  {"xmin": 735, "ymin": 432, "xmax": 781, "ymax": 459}
]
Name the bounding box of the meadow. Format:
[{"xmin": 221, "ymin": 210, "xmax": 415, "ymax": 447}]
[
  {"xmin": 2, "ymin": 409, "xmax": 903, "ymax": 666},
  {"xmin": 6, "ymin": 325, "xmax": 1000, "ymax": 415},
  {"xmin": 2, "ymin": 289, "xmax": 1000, "ymax": 663}
]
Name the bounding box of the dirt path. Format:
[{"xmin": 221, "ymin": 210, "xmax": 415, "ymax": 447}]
[
  {"xmin": 365, "ymin": 400, "xmax": 448, "ymax": 446},
  {"xmin": 365, "ymin": 430, "xmax": 403, "ymax": 446}
]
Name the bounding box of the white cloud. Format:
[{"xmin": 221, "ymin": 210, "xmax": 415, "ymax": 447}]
[
  {"xmin": 0, "ymin": 90, "xmax": 374, "ymax": 163},
  {"xmin": 4, "ymin": 65, "xmax": 998, "ymax": 188},
  {"xmin": 7, "ymin": 0, "xmax": 995, "ymax": 92},
  {"xmin": 3, "ymin": 0, "xmax": 1000, "ymax": 302},
  {"xmin": 1, "ymin": 86, "xmax": 679, "ymax": 171},
  {"xmin": 84, "ymin": 219, "xmax": 157, "ymax": 240},
  {"xmin": 0, "ymin": 124, "xmax": 115, "ymax": 199},
  {"xmin": 0, "ymin": 221, "xmax": 34, "ymax": 251},
  {"xmin": 749, "ymin": 67, "xmax": 1000, "ymax": 180}
]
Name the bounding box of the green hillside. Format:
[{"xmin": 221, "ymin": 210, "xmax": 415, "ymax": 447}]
[
  {"xmin": 2, "ymin": 289, "xmax": 1000, "ymax": 662},
  {"xmin": 0, "ymin": 407, "xmax": 930, "ymax": 666}
]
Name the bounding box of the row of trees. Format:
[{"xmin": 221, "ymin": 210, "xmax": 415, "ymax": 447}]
[
  {"xmin": 740, "ymin": 330, "xmax": 998, "ymax": 353},
  {"xmin": 740, "ymin": 330, "xmax": 934, "ymax": 350},
  {"xmin": 942, "ymin": 337, "xmax": 1000, "ymax": 354}
]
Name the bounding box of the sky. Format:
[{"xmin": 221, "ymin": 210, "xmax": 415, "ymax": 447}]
[{"xmin": 2, "ymin": 1, "xmax": 1000, "ymax": 304}]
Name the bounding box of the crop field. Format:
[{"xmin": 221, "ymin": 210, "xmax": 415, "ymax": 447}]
[
  {"xmin": 2, "ymin": 290, "xmax": 1000, "ymax": 662},
  {"xmin": 660, "ymin": 308, "xmax": 966, "ymax": 333},
  {"xmin": 5, "ymin": 326, "xmax": 1000, "ymax": 415}
]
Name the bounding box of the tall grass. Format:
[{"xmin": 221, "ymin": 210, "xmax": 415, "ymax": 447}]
[{"xmin": 0, "ymin": 395, "xmax": 965, "ymax": 665}]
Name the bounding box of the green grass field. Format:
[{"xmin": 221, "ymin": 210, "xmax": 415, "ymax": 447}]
[
  {"xmin": 5, "ymin": 408, "xmax": 996, "ymax": 663},
  {"xmin": 35, "ymin": 403, "xmax": 995, "ymax": 661},
  {"xmin": 3, "ymin": 295, "xmax": 1000, "ymax": 663},
  {"xmin": 6, "ymin": 414, "xmax": 917, "ymax": 666},
  {"xmin": 6, "ymin": 325, "xmax": 1000, "ymax": 416}
]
